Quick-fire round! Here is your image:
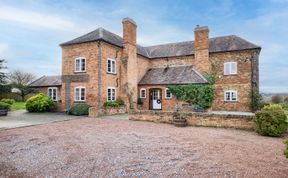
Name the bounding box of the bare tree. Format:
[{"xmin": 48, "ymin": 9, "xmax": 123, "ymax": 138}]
[
  {"xmin": 0, "ymin": 59, "xmax": 7, "ymax": 85},
  {"xmin": 271, "ymin": 95, "xmax": 282, "ymax": 104},
  {"xmin": 8, "ymin": 70, "xmax": 36, "ymax": 101}
]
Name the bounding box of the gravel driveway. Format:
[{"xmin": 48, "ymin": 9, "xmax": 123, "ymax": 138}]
[{"xmin": 0, "ymin": 117, "xmax": 287, "ymax": 177}]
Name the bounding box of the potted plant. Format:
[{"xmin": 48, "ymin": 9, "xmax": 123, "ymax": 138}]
[{"xmin": 0, "ymin": 102, "xmax": 11, "ymax": 116}]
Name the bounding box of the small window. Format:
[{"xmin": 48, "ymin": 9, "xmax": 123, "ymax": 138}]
[
  {"xmin": 75, "ymin": 86, "xmax": 86, "ymax": 101},
  {"xmin": 165, "ymin": 88, "xmax": 172, "ymax": 99},
  {"xmin": 224, "ymin": 90, "xmax": 237, "ymax": 102},
  {"xmin": 107, "ymin": 87, "xmax": 116, "ymax": 101},
  {"xmin": 140, "ymin": 88, "xmax": 146, "ymax": 98},
  {"xmin": 224, "ymin": 62, "xmax": 237, "ymax": 75},
  {"xmin": 47, "ymin": 87, "xmax": 57, "ymax": 101},
  {"xmin": 107, "ymin": 58, "xmax": 116, "ymax": 74},
  {"xmin": 75, "ymin": 57, "xmax": 86, "ymax": 72}
]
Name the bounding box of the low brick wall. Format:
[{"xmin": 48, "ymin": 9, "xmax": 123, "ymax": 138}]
[
  {"xmin": 129, "ymin": 110, "xmax": 255, "ymax": 130},
  {"xmin": 89, "ymin": 106, "xmax": 127, "ymax": 117}
]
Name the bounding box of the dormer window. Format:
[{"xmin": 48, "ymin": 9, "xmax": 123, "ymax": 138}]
[
  {"xmin": 224, "ymin": 62, "xmax": 237, "ymax": 75},
  {"xmin": 75, "ymin": 57, "xmax": 86, "ymax": 72},
  {"xmin": 107, "ymin": 58, "xmax": 116, "ymax": 74}
]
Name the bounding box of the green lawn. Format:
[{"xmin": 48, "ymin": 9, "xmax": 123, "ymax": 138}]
[{"xmin": 11, "ymin": 102, "xmax": 26, "ymax": 110}]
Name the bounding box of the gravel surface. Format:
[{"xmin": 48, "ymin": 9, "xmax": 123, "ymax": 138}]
[{"xmin": 0, "ymin": 117, "xmax": 287, "ymax": 177}]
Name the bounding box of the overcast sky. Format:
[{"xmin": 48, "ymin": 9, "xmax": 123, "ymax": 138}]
[{"xmin": 0, "ymin": 0, "xmax": 288, "ymax": 93}]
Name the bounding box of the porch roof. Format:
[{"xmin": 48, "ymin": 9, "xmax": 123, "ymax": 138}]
[
  {"xmin": 29, "ymin": 75, "xmax": 62, "ymax": 87},
  {"xmin": 138, "ymin": 65, "xmax": 208, "ymax": 85}
]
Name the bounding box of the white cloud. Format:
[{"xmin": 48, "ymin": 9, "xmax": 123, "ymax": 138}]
[{"xmin": 0, "ymin": 6, "xmax": 78, "ymax": 32}]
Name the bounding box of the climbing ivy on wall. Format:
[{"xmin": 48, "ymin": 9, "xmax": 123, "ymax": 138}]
[
  {"xmin": 168, "ymin": 72, "xmax": 216, "ymax": 109},
  {"xmin": 168, "ymin": 84, "xmax": 215, "ymax": 109}
]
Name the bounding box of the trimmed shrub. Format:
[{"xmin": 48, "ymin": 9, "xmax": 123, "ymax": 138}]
[
  {"xmin": 104, "ymin": 99, "xmax": 125, "ymax": 108},
  {"xmin": 115, "ymin": 99, "xmax": 125, "ymax": 106},
  {"xmin": 0, "ymin": 102, "xmax": 11, "ymax": 110},
  {"xmin": 68, "ymin": 103, "xmax": 90, "ymax": 116},
  {"xmin": 104, "ymin": 101, "xmax": 119, "ymax": 107},
  {"xmin": 284, "ymin": 140, "xmax": 288, "ymax": 159},
  {"xmin": 26, "ymin": 94, "xmax": 55, "ymax": 112},
  {"xmin": 0, "ymin": 99, "xmax": 15, "ymax": 105},
  {"xmin": 254, "ymin": 110, "xmax": 288, "ymax": 137},
  {"xmin": 263, "ymin": 104, "xmax": 283, "ymax": 111}
]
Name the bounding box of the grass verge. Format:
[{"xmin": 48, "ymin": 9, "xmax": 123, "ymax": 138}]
[{"xmin": 11, "ymin": 102, "xmax": 26, "ymax": 110}]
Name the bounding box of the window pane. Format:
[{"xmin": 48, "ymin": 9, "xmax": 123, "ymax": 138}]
[
  {"xmin": 141, "ymin": 89, "xmax": 146, "ymax": 98},
  {"xmin": 81, "ymin": 88, "xmax": 85, "ymax": 100},
  {"xmin": 53, "ymin": 89, "xmax": 57, "ymax": 100},
  {"xmin": 232, "ymin": 92, "xmax": 237, "ymax": 101},
  {"xmin": 112, "ymin": 61, "xmax": 115, "ymax": 73},
  {"xmin": 81, "ymin": 59, "xmax": 85, "ymax": 71},
  {"xmin": 224, "ymin": 63, "xmax": 230, "ymax": 75},
  {"xmin": 231, "ymin": 63, "xmax": 237, "ymax": 74},
  {"xmin": 225, "ymin": 92, "xmax": 230, "ymax": 101},
  {"xmin": 75, "ymin": 88, "xmax": 80, "ymax": 100},
  {"xmin": 76, "ymin": 59, "xmax": 80, "ymax": 71},
  {"xmin": 108, "ymin": 88, "xmax": 111, "ymax": 100},
  {"xmin": 108, "ymin": 60, "xmax": 111, "ymax": 72},
  {"xmin": 166, "ymin": 89, "xmax": 171, "ymax": 98},
  {"xmin": 112, "ymin": 89, "xmax": 115, "ymax": 100},
  {"xmin": 48, "ymin": 89, "xmax": 52, "ymax": 98}
]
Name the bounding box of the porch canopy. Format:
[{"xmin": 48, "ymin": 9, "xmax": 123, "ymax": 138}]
[{"xmin": 138, "ymin": 65, "xmax": 208, "ymax": 85}]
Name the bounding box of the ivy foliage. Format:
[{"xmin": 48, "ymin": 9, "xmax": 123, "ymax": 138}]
[{"xmin": 168, "ymin": 84, "xmax": 215, "ymax": 109}]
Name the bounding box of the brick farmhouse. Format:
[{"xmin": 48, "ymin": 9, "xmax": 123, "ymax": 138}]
[{"xmin": 30, "ymin": 17, "xmax": 261, "ymax": 113}]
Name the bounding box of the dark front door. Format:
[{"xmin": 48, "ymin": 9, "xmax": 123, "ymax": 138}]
[{"xmin": 149, "ymin": 89, "xmax": 162, "ymax": 110}]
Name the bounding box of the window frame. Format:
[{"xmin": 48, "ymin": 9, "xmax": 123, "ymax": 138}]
[
  {"xmin": 224, "ymin": 90, "xmax": 238, "ymax": 102},
  {"xmin": 74, "ymin": 86, "xmax": 86, "ymax": 102},
  {"xmin": 47, "ymin": 87, "xmax": 58, "ymax": 101},
  {"xmin": 140, "ymin": 88, "xmax": 146, "ymax": 99},
  {"xmin": 224, "ymin": 62, "xmax": 237, "ymax": 75},
  {"xmin": 165, "ymin": 88, "xmax": 173, "ymax": 99},
  {"xmin": 74, "ymin": 57, "xmax": 86, "ymax": 73},
  {"xmin": 107, "ymin": 87, "xmax": 116, "ymax": 101},
  {"xmin": 107, "ymin": 58, "xmax": 116, "ymax": 74}
]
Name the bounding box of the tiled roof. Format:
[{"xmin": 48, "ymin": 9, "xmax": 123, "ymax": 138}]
[
  {"xmin": 138, "ymin": 65, "xmax": 208, "ymax": 85},
  {"xmin": 29, "ymin": 75, "xmax": 62, "ymax": 87},
  {"xmin": 60, "ymin": 28, "xmax": 261, "ymax": 59}
]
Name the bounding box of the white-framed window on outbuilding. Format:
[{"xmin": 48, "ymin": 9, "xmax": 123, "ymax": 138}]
[
  {"xmin": 75, "ymin": 86, "xmax": 86, "ymax": 101},
  {"xmin": 165, "ymin": 88, "xmax": 172, "ymax": 99},
  {"xmin": 107, "ymin": 58, "xmax": 116, "ymax": 74},
  {"xmin": 224, "ymin": 62, "xmax": 237, "ymax": 75},
  {"xmin": 224, "ymin": 90, "xmax": 237, "ymax": 102},
  {"xmin": 75, "ymin": 57, "xmax": 86, "ymax": 72},
  {"xmin": 107, "ymin": 87, "xmax": 116, "ymax": 101},
  {"xmin": 140, "ymin": 88, "xmax": 146, "ymax": 98},
  {"xmin": 47, "ymin": 87, "xmax": 57, "ymax": 101}
]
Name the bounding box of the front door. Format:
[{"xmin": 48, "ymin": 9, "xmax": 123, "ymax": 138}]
[{"xmin": 149, "ymin": 89, "xmax": 162, "ymax": 110}]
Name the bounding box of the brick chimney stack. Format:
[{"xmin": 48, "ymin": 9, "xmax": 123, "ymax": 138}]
[
  {"xmin": 194, "ymin": 25, "xmax": 210, "ymax": 73},
  {"xmin": 122, "ymin": 17, "xmax": 138, "ymax": 110}
]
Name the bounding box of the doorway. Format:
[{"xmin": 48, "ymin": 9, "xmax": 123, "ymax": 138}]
[{"xmin": 149, "ymin": 89, "xmax": 162, "ymax": 110}]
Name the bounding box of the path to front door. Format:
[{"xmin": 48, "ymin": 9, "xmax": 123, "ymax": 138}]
[{"xmin": 149, "ymin": 89, "xmax": 162, "ymax": 110}]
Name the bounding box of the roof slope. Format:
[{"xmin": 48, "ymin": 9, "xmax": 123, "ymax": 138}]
[
  {"xmin": 29, "ymin": 75, "xmax": 62, "ymax": 87},
  {"xmin": 138, "ymin": 65, "xmax": 208, "ymax": 85},
  {"xmin": 60, "ymin": 28, "xmax": 260, "ymax": 59}
]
